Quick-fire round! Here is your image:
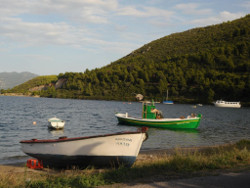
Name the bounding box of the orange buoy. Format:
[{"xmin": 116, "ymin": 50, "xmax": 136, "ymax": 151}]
[{"xmin": 27, "ymin": 159, "xmax": 43, "ymax": 169}]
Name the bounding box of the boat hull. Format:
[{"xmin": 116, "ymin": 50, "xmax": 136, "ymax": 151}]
[
  {"xmin": 20, "ymin": 130, "xmax": 147, "ymax": 168},
  {"xmin": 48, "ymin": 117, "xmax": 65, "ymax": 130},
  {"xmin": 116, "ymin": 113, "xmax": 201, "ymax": 129},
  {"xmin": 163, "ymin": 100, "xmax": 174, "ymax": 104},
  {"xmin": 214, "ymin": 100, "xmax": 241, "ymax": 108},
  {"xmin": 23, "ymin": 154, "xmax": 136, "ymax": 168}
]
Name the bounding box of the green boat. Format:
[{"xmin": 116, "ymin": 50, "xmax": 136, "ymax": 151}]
[{"xmin": 115, "ymin": 101, "xmax": 202, "ymax": 129}]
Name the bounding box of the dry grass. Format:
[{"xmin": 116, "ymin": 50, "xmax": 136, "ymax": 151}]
[{"xmin": 0, "ymin": 140, "xmax": 249, "ymax": 188}]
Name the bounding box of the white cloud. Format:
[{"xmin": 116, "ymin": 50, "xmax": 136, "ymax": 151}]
[
  {"xmin": 175, "ymin": 3, "xmax": 212, "ymax": 15},
  {"xmin": 0, "ymin": 17, "xmax": 79, "ymax": 46},
  {"xmin": 0, "ymin": 0, "xmax": 175, "ymax": 51},
  {"xmin": 0, "ymin": 0, "xmax": 118, "ymax": 23},
  {"xmin": 117, "ymin": 6, "xmax": 173, "ymax": 18},
  {"xmin": 219, "ymin": 11, "xmax": 246, "ymax": 20},
  {"xmin": 117, "ymin": 6, "xmax": 145, "ymax": 17},
  {"xmin": 0, "ymin": 0, "xmax": 120, "ymax": 49},
  {"xmin": 190, "ymin": 11, "xmax": 246, "ymax": 26}
]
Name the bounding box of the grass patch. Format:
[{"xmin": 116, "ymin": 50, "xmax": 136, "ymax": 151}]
[{"xmin": 1, "ymin": 140, "xmax": 250, "ymax": 188}]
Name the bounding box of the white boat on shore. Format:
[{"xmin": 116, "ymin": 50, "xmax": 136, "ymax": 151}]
[
  {"xmin": 20, "ymin": 128, "xmax": 148, "ymax": 168},
  {"xmin": 214, "ymin": 100, "xmax": 241, "ymax": 108},
  {"xmin": 48, "ymin": 117, "xmax": 65, "ymax": 130}
]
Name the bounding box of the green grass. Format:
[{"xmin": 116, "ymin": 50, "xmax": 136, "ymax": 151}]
[{"xmin": 1, "ymin": 140, "xmax": 249, "ymax": 188}]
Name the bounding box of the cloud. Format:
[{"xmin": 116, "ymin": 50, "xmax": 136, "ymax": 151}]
[
  {"xmin": 0, "ymin": 0, "xmax": 118, "ymax": 23},
  {"xmin": 116, "ymin": 5, "xmax": 174, "ymax": 27},
  {"xmin": 0, "ymin": 17, "xmax": 81, "ymax": 46},
  {"xmin": 219, "ymin": 11, "xmax": 246, "ymax": 20},
  {"xmin": 175, "ymin": 3, "xmax": 212, "ymax": 15},
  {"xmin": 0, "ymin": 0, "xmax": 121, "ymax": 49},
  {"xmin": 190, "ymin": 11, "xmax": 246, "ymax": 26},
  {"xmin": 0, "ymin": 0, "xmax": 175, "ymax": 51},
  {"xmin": 117, "ymin": 6, "xmax": 173, "ymax": 18}
]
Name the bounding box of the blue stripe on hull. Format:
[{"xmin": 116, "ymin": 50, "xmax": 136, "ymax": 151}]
[{"xmin": 26, "ymin": 153, "xmax": 136, "ymax": 168}]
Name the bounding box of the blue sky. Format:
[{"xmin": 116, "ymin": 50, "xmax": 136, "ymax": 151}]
[{"xmin": 0, "ymin": 0, "xmax": 249, "ymax": 75}]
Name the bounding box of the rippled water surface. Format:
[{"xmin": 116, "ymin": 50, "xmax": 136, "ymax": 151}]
[{"xmin": 0, "ymin": 96, "xmax": 249, "ymax": 164}]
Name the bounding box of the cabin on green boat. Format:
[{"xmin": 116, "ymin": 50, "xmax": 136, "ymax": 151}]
[{"xmin": 142, "ymin": 100, "xmax": 163, "ymax": 119}]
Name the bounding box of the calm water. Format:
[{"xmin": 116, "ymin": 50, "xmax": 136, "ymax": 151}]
[{"xmin": 0, "ymin": 96, "xmax": 249, "ymax": 164}]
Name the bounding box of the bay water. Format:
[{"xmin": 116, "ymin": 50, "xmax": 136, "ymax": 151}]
[{"xmin": 0, "ymin": 96, "xmax": 249, "ymax": 164}]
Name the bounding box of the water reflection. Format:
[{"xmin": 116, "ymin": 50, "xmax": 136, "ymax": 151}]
[
  {"xmin": 48, "ymin": 129, "xmax": 65, "ymax": 137},
  {"xmin": 153, "ymin": 128, "xmax": 199, "ymax": 134},
  {"xmin": 141, "ymin": 127, "xmax": 202, "ymax": 150}
]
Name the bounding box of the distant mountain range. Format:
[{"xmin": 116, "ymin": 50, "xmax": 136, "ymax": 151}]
[{"xmin": 0, "ymin": 72, "xmax": 38, "ymax": 89}]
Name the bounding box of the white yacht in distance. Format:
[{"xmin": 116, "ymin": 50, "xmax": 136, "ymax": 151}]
[{"xmin": 214, "ymin": 100, "xmax": 241, "ymax": 108}]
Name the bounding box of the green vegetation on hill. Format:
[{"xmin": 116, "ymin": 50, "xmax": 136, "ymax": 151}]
[
  {"xmin": 0, "ymin": 72, "xmax": 38, "ymax": 89},
  {"xmin": 2, "ymin": 15, "xmax": 250, "ymax": 103},
  {"xmin": 1, "ymin": 75, "xmax": 57, "ymax": 95}
]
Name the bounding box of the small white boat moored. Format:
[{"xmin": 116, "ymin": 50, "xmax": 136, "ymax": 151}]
[
  {"xmin": 214, "ymin": 100, "xmax": 241, "ymax": 108},
  {"xmin": 20, "ymin": 127, "xmax": 148, "ymax": 168},
  {"xmin": 48, "ymin": 117, "xmax": 65, "ymax": 130}
]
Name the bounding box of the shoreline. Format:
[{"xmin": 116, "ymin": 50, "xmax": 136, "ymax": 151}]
[
  {"xmin": 0, "ymin": 141, "xmax": 249, "ymax": 187},
  {"xmin": 1, "ymin": 94, "xmax": 250, "ymax": 106},
  {"xmin": 0, "ymin": 142, "xmax": 245, "ymax": 172},
  {"xmin": 0, "ymin": 144, "xmax": 230, "ymax": 167}
]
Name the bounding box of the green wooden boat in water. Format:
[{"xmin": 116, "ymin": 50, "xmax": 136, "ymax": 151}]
[{"xmin": 115, "ymin": 101, "xmax": 202, "ymax": 129}]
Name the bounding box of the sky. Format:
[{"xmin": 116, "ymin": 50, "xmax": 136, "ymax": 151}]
[{"xmin": 0, "ymin": 0, "xmax": 249, "ymax": 75}]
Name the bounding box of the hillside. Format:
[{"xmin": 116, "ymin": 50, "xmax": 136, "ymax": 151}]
[
  {"xmin": 0, "ymin": 72, "xmax": 38, "ymax": 90},
  {"xmin": 2, "ymin": 15, "xmax": 250, "ymax": 104},
  {"xmin": 1, "ymin": 75, "xmax": 58, "ymax": 95}
]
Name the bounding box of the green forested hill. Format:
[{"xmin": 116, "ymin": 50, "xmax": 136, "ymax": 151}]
[
  {"xmin": 123, "ymin": 15, "xmax": 249, "ymax": 61},
  {"xmin": 1, "ymin": 75, "xmax": 57, "ymax": 95},
  {"xmin": 3, "ymin": 15, "xmax": 250, "ymax": 104},
  {"xmin": 0, "ymin": 72, "xmax": 38, "ymax": 89}
]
